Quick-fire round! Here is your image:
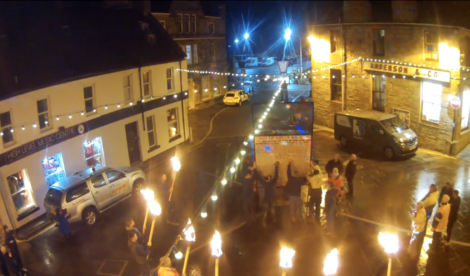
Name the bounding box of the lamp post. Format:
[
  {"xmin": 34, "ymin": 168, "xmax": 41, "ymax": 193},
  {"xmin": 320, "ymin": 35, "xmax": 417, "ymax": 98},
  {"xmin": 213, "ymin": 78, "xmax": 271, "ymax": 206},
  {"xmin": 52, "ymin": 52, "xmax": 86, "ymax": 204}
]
[
  {"xmin": 182, "ymin": 219, "xmax": 196, "ymax": 276},
  {"xmin": 146, "ymin": 201, "xmax": 162, "ymax": 250},
  {"xmin": 323, "ymin": 249, "xmax": 338, "ymax": 275},
  {"xmin": 211, "ymin": 230, "xmax": 223, "ymax": 276},
  {"xmin": 378, "ymin": 232, "xmax": 399, "ymax": 276},
  {"xmin": 140, "ymin": 189, "xmax": 154, "ymax": 234},
  {"xmin": 168, "ymin": 156, "xmax": 181, "ymax": 202},
  {"xmin": 279, "ymin": 246, "xmax": 295, "ymax": 276},
  {"xmin": 244, "ymin": 33, "xmax": 249, "ymax": 40}
]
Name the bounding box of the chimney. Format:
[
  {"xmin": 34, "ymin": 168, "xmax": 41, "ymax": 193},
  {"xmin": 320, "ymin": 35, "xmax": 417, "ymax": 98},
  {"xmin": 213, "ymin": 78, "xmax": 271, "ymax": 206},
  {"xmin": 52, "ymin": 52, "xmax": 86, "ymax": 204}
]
[
  {"xmin": 343, "ymin": 1, "xmax": 371, "ymax": 23},
  {"xmin": 392, "ymin": 1, "xmax": 418, "ymax": 23}
]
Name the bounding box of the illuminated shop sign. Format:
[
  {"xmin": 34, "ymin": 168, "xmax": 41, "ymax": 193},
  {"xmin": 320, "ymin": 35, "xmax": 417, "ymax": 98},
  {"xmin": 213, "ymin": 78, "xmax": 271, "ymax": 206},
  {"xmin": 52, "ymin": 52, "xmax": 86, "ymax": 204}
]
[{"xmin": 363, "ymin": 61, "xmax": 451, "ymax": 83}]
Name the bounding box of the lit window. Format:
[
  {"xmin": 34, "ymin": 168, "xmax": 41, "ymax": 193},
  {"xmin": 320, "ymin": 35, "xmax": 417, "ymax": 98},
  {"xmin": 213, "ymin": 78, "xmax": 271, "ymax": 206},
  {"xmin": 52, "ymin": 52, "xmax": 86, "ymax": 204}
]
[
  {"xmin": 177, "ymin": 13, "xmax": 183, "ymax": 34},
  {"xmin": 146, "ymin": 115, "xmax": 158, "ymax": 147},
  {"xmin": 186, "ymin": 45, "xmax": 192, "ymax": 65},
  {"xmin": 42, "ymin": 153, "xmax": 66, "ymax": 187},
  {"xmin": 330, "ymin": 30, "xmax": 340, "ymax": 53},
  {"xmin": 208, "ymin": 22, "xmax": 214, "ymax": 34},
  {"xmin": 143, "ymin": 71, "xmax": 152, "ymax": 97},
  {"xmin": 462, "ymin": 89, "xmax": 470, "ymax": 129},
  {"xmin": 159, "ymin": 20, "xmax": 165, "ymax": 29},
  {"xmin": 7, "ymin": 170, "xmax": 37, "ymax": 215},
  {"xmin": 421, "ymin": 82, "xmax": 442, "ymax": 123},
  {"xmin": 167, "ymin": 108, "xmax": 179, "ymax": 139},
  {"xmin": 373, "ymin": 29, "xmax": 385, "ymax": 56},
  {"xmin": 184, "ymin": 14, "xmax": 190, "ymax": 33},
  {"xmin": 193, "ymin": 44, "xmax": 198, "ymax": 64},
  {"xmin": 372, "ymin": 76, "xmax": 386, "ymax": 111},
  {"xmin": 84, "ymin": 86, "xmax": 95, "ymax": 114},
  {"xmin": 330, "ymin": 69, "xmax": 342, "ymax": 101},
  {"xmin": 84, "ymin": 137, "xmax": 105, "ymax": 168},
  {"xmin": 191, "ymin": 15, "xmax": 197, "ymax": 33},
  {"xmin": 37, "ymin": 99, "xmax": 51, "ymax": 131},
  {"xmin": 424, "ymin": 31, "xmax": 439, "ymax": 61},
  {"xmin": 166, "ymin": 68, "xmax": 174, "ymax": 91},
  {"xmin": 0, "ymin": 111, "xmax": 14, "ymax": 146},
  {"xmin": 123, "ymin": 75, "xmax": 132, "ymax": 102}
]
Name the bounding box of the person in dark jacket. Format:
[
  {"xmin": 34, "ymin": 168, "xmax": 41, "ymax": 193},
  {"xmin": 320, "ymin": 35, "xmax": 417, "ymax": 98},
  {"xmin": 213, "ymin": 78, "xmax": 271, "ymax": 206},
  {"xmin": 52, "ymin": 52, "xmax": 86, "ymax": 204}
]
[
  {"xmin": 159, "ymin": 174, "xmax": 179, "ymax": 226},
  {"xmin": 445, "ymin": 190, "xmax": 461, "ymax": 246},
  {"xmin": 2, "ymin": 226, "xmax": 25, "ymax": 273},
  {"xmin": 438, "ymin": 181, "xmax": 454, "ymax": 205},
  {"xmin": 325, "ymin": 154, "xmax": 344, "ymax": 177},
  {"xmin": 128, "ymin": 232, "xmax": 150, "ymax": 276},
  {"xmin": 256, "ymin": 162, "xmax": 279, "ymax": 226},
  {"xmin": 55, "ymin": 208, "xmax": 72, "ymax": 239},
  {"xmin": 125, "ymin": 218, "xmax": 144, "ymax": 244},
  {"xmin": 286, "ymin": 162, "xmax": 306, "ymax": 223},
  {"xmin": 324, "ymin": 183, "xmax": 338, "ymax": 234},
  {"xmin": 243, "ymin": 165, "xmax": 257, "ymax": 225},
  {"xmin": 1, "ymin": 245, "xmax": 24, "ymax": 276},
  {"xmin": 281, "ymin": 81, "xmax": 288, "ymax": 102},
  {"xmin": 0, "ymin": 244, "xmax": 10, "ymax": 276},
  {"xmin": 345, "ymin": 154, "xmax": 357, "ymax": 197}
]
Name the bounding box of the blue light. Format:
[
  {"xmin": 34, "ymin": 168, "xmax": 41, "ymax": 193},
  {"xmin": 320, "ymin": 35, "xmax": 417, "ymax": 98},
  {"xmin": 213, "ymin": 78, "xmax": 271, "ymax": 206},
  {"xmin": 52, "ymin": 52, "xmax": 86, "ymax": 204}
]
[
  {"xmin": 264, "ymin": 146, "xmax": 272, "ymax": 152},
  {"xmin": 284, "ymin": 28, "xmax": 291, "ymax": 41},
  {"xmin": 244, "ymin": 33, "xmax": 249, "ymax": 39},
  {"xmin": 235, "ymin": 39, "xmax": 239, "ymax": 43}
]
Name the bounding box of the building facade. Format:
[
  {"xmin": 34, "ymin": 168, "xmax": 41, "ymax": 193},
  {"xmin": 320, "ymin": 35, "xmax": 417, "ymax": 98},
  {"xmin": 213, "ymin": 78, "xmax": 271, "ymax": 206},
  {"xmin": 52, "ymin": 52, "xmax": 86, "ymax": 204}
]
[
  {"xmin": 0, "ymin": 3, "xmax": 189, "ymax": 230},
  {"xmin": 153, "ymin": 1, "xmax": 228, "ymax": 109},
  {"xmin": 310, "ymin": 1, "xmax": 470, "ymax": 155}
]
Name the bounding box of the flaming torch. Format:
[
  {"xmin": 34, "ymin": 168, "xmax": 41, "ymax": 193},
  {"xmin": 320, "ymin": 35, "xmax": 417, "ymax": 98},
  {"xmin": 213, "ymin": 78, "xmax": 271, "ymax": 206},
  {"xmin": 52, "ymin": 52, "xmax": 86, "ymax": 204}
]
[
  {"xmin": 211, "ymin": 230, "xmax": 223, "ymax": 276},
  {"xmin": 378, "ymin": 232, "xmax": 399, "ymax": 276},
  {"xmin": 147, "ymin": 201, "xmax": 161, "ymax": 248},
  {"xmin": 140, "ymin": 189, "xmax": 154, "ymax": 234},
  {"xmin": 279, "ymin": 246, "xmax": 295, "ymax": 276},
  {"xmin": 182, "ymin": 219, "xmax": 196, "ymax": 276},
  {"xmin": 169, "ymin": 156, "xmax": 181, "ymax": 201},
  {"xmin": 323, "ymin": 249, "xmax": 338, "ymax": 275}
]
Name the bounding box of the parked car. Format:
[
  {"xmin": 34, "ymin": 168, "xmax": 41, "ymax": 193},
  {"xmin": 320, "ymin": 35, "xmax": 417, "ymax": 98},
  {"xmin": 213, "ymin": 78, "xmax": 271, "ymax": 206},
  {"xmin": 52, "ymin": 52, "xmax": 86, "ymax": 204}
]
[
  {"xmin": 223, "ymin": 90, "xmax": 250, "ymax": 106},
  {"xmin": 245, "ymin": 57, "xmax": 259, "ymax": 67},
  {"xmin": 44, "ymin": 166, "xmax": 146, "ymax": 226},
  {"xmin": 334, "ymin": 110, "xmax": 418, "ymax": 159},
  {"xmin": 260, "ymin": 57, "xmax": 275, "ymax": 66}
]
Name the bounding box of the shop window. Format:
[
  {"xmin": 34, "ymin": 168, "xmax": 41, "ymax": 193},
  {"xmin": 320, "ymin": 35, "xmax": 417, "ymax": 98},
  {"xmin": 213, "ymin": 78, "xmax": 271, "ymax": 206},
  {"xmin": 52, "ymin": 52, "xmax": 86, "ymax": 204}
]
[
  {"xmin": 462, "ymin": 90, "xmax": 470, "ymax": 130},
  {"xmin": 146, "ymin": 115, "xmax": 158, "ymax": 147},
  {"xmin": 42, "ymin": 153, "xmax": 66, "ymax": 186},
  {"xmin": 91, "ymin": 174, "xmax": 106, "ymax": 188},
  {"xmin": 7, "ymin": 170, "xmax": 37, "ymax": 215},
  {"xmin": 330, "ymin": 30, "xmax": 340, "ymax": 53},
  {"xmin": 208, "ymin": 22, "xmax": 214, "ymax": 34},
  {"xmin": 84, "ymin": 137, "xmax": 105, "ymax": 168},
  {"xmin": 143, "ymin": 71, "xmax": 152, "ymax": 97},
  {"xmin": 421, "ymin": 82, "xmax": 442, "ymax": 124},
  {"xmin": 177, "ymin": 13, "xmax": 183, "ymax": 34},
  {"xmin": 167, "ymin": 108, "xmax": 180, "ymax": 139},
  {"xmin": 0, "ymin": 111, "xmax": 14, "ymax": 146},
  {"xmin": 184, "ymin": 14, "xmax": 190, "ymax": 33},
  {"xmin": 330, "ymin": 69, "xmax": 342, "ymax": 101},
  {"xmin": 191, "ymin": 15, "xmax": 196, "ymax": 33},
  {"xmin": 193, "ymin": 44, "xmax": 198, "ymax": 64},
  {"xmin": 84, "ymin": 86, "xmax": 96, "ymax": 114},
  {"xmin": 106, "ymin": 170, "xmax": 126, "ymax": 183},
  {"xmin": 373, "ymin": 76, "xmax": 386, "ymax": 111},
  {"xmin": 373, "ymin": 29, "xmax": 385, "ymax": 56},
  {"xmin": 159, "ymin": 20, "xmax": 165, "ymax": 30},
  {"xmin": 65, "ymin": 182, "xmax": 89, "ymax": 203},
  {"xmin": 166, "ymin": 68, "xmax": 174, "ymax": 91},
  {"xmin": 424, "ymin": 31, "xmax": 439, "ymax": 61},
  {"xmin": 123, "ymin": 75, "xmax": 133, "ymax": 102},
  {"xmin": 186, "ymin": 45, "xmax": 192, "ymax": 65},
  {"xmin": 37, "ymin": 99, "xmax": 51, "ymax": 131}
]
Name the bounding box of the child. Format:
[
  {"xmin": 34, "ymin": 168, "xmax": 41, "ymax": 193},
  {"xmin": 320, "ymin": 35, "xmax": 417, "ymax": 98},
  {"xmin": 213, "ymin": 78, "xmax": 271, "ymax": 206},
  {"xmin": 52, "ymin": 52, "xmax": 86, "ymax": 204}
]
[{"xmin": 125, "ymin": 218, "xmax": 144, "ymax": 244}]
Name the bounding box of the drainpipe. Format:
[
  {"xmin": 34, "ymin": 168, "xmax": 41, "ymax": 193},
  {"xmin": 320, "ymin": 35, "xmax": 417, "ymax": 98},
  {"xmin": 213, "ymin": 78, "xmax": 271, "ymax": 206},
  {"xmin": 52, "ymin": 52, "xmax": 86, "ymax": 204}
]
[
  {"xmin": 179, "ymin": 60, "xmax": 187, "ymax": 141},
  {"xmin": 138, "ymin": 67, "xmax": 146, "ymax": 131},
  {"xmin": 450, "ymin": 108, "xmax": 456, "ymax": 155}
]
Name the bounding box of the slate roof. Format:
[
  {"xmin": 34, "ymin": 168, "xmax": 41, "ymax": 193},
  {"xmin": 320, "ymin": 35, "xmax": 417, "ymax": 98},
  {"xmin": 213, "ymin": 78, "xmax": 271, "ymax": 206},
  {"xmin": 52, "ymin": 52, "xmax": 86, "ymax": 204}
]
[{"xmin": 0, "ymin": 2, "xmax": 186, "ymax": 101}]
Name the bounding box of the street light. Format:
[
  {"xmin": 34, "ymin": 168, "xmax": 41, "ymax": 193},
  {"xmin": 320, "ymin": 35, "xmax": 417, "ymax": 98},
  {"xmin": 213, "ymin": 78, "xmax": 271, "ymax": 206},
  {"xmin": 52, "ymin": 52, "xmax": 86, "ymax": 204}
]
[
  {"xmin": 169, "ymin": 156, "xmax": 181, "ymax": 201},
  {"xmin": 244, "ymin": 33, "xmax": 249, "ymax": 39},
  {"xmin": 211, "ymin": 231, "xmax": 223, "ymax": 276},
  {"xmin": 235, "ymin": 39, "xmax": 239, "ymax": 43},
  {"xmin": 378, "ymin": 232, "xmax": 399, "ymax": 276},
  {"xmin": 182, "ymin": 219, "xmax": 195, "ymax": 276},
  {"xmin": 280, "ymin": 246, "xmax": 295, "ymax": 276},
  {"xmin": 323, "ymin": 249, "xmax": 338, "ymax": 275},
  {"xmin": 284, "ymin": 28, "xmax": 291, "ymax": 41},
  {"xmin": 140, "ymin": 189, "xmax": 154, "ymax": 234}
]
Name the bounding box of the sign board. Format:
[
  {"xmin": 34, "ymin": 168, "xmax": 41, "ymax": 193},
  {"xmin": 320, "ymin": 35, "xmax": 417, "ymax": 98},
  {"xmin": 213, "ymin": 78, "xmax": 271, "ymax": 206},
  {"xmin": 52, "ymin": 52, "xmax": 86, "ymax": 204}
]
[
  {"xmin": 363, "ymin": 61, "xmax": 451, "ymax": 83},
  {"xmin": 254, "ymin": 135, "xmax": 311, "ymax": 186},
  {"xmin": 393, "ymin": 109, "xmax": 411, "ymax": 126},
  {"xmin": 277, "ymin": 61, "xmax": 289, "ymax": 74},
  {"xmin": 451, "ymin": 96, "xmax": 461, "ymax": 109}
]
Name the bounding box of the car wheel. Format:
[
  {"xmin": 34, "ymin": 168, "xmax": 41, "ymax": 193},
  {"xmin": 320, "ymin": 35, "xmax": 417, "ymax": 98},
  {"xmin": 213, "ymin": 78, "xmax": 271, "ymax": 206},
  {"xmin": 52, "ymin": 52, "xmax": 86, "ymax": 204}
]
[
  {"xmin": 132, "ymin": 178, "xmax": 145, "ymax": 195},
  {"xmin": 82, "ymin": 207, "xmax": 98, "ymax": 226},
  {"xmin": 384, "ymin": 147, "xmax": 394, "ymax": 160},
  {"xmin": 340, "ymin": 136, "xmax": 348, "ymax": 148}
]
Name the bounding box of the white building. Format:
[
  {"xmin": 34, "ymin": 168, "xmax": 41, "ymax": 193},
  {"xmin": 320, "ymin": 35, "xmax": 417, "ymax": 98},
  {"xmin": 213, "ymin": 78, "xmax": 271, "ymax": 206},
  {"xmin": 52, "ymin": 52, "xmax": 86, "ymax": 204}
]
[{"xmin": 0, "ymin": 3, "xmax": 189, "ymax": 230}]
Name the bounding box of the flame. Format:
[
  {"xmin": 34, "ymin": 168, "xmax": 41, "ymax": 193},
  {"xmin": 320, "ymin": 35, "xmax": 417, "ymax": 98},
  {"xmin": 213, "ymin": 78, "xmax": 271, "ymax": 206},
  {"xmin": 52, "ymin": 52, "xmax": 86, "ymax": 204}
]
[
  {"xmin": 323, "ymin": 248, "xmax": 338, "ymax": 275},
  {"xmin": 183, "ymin": 219, "xmax": 196, "ymax": 242},
  {"xmin": 171, "ymin": 156, "xmax": 181, "ymax": 172},
  {"xmin": 147, "ymin": 201, "xmax": 161, "ymax": 216},
  {"xmin": 211, "ymin": 231, "xmax": 223, "ymax": 257},
  {"xmin": 279, "ymin": 247, "xmax": 295, "ymax": 268},
  {"xmin": 140, "ymin": 189, "xmax": 154, "ymax": 202},
  {"xmin": 378, "ymin": 232, "xmax": 399, "ymax": 254}
]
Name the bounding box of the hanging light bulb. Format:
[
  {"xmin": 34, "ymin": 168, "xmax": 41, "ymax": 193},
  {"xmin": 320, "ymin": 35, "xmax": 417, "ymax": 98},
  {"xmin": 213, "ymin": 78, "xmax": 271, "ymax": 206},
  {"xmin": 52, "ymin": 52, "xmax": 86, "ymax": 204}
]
[
  {"xmin": 33, "ymin": 124, "xmax": 37, "ymax": 128},
  {"xmin": 258, "ymin": 124, "xmax": 262, "ymax": 129},
  {"xmin": 221, "ymin": 179, "xmax": 227, "ymax": 185},
  {"xmin": 56, "ymin": 116, "xmax": 60, "ymax": 121},
  {"xmin": 10, "ymin": 129, "xmax": 14, "ymax": 133},
  {"xmin": 129, "ymin": 102, "xmax": 133, "ymax": 106},
  {"xmin": 22, "ymin": 126, "xmax": 25, "ymax": 131},
  {"xmin": 230, "ymin": 167, "xmax": 236, "ymax": 173},
  {"xmin": 211, "ymin": 194, "xmax": 218, "ymax": 201},
  {"xmin": 201, "ymin": 209, "xmax": 208, "ymax": 218},
  {"xmin": 243, "ymin": 141, "xmax": 248, "ymax": 145},
  {"xmin": 254, "ymin": 129, "xmax": 259, "ymax": 134},
  {"xmin": 117, "ymin": 104, "xmax": 121, "ymax": 108},
  {"xmin": 235, "ymin": 158, "xmax": 241, "ymax": 164},
  {"xmin": 69, "ymin": 114, "xmax": 72, "ymax": 119},
  {"xmin": 241, "ymin": 150, "xmax": 246, "ymax": 155},
  {"xmin": 249, "ymin": 135, "xmax": 254, "ymax": 140},
  {"xmin": 163, "ymin": 97, "xmax": 166, "ymax": 100}
]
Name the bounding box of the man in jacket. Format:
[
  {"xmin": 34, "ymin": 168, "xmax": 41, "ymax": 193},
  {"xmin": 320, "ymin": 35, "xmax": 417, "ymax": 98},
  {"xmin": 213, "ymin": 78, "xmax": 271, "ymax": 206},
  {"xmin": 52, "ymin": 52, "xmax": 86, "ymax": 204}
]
[
  {"xmin": 125, "ymin": 218, "xmax": 144, "ymax": 244},
  {"xmin": 409, "ymin": 202, "xmax": 427, "ymax": 263},
  {"xmin": 307, "ymin": 160, "xmax": 323, "ymax": 221},
  {"xmin": 286, "ymin": 162, "xmax": 306, "ymax": 224},
  {"xmin": 324, "ymin": 183, "xmax": 338, "ymax": 234},
  {"xmin": 438, "ymin": 181, "xmax": 454, "ymax": 205},
  {"xmin": 325, "ymin": 154, "xmax": 344, "ymax": 177},
  {"xmin": 428, "ymin": 194, "xmax": 450, "ymax": 254},
  {"xmin": 345, "ymin": 154, "xmax": 357, "ymax": 197},
  {"xmin": 445, "ymin": 190, "xmax": 461, "ymax": 246},
  {"xmin": 256, "ymin": 162, "xmax": 279, "ymax": 226},
  {"xmin": 128, "ymin": 232, "xmax": 150, "ymax": 276},
  {"xmin": 243, "ymin": 165, "xmax": 257, "ymax": 225},
  {"xmin": 419, "ymin": 184, "xmax": 439, "ymax": 219},
  {"xmin": 2, "ymin": 225, "xmax": 25, "ymax": 273}
]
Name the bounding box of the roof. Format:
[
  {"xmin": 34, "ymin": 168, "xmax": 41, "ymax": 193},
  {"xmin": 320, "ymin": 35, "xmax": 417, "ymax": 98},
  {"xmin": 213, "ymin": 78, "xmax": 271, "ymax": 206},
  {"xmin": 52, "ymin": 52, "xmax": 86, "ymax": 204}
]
[
  {"xmin": 0, "ymin": 3, "xmax": 186, "ymax": 100},
  {"xmin": 51, "ymin": 167, "xmax": 109, "ymax": 191},
  {"xmin": 336, "ymin": 109, "xmax": 396, "ymax": 121}
]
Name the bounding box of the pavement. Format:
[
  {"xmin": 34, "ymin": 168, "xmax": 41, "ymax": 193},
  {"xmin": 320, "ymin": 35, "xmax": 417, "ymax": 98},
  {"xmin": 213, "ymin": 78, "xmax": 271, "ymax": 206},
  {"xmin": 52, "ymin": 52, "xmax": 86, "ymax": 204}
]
[{"xmin": 11, "ymin": 64, "xmax": 470, "ymax": 276}]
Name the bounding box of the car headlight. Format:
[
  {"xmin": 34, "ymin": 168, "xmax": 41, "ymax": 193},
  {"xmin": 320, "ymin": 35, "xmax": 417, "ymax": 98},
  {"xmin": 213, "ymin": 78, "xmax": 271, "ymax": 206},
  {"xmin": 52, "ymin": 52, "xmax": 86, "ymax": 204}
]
[{"xmin": 394, "ymin": 137, "xmax": 404, "ymax": 144}]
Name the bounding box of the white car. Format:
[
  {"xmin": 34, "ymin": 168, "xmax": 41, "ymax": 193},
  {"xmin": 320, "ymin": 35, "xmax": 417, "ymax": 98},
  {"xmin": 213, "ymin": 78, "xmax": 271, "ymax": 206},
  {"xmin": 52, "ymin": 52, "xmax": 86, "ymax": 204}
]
[
  {"xmin": 223, "ymin": 90, "xmax": 250, "ymax": 106},
  {"xmin": 260, "ymin": 57, "xmax": 275, "ymax": 66},
  {"xmin": 245, "ymin": 57, "xmax": 259, "ymax": 67}
]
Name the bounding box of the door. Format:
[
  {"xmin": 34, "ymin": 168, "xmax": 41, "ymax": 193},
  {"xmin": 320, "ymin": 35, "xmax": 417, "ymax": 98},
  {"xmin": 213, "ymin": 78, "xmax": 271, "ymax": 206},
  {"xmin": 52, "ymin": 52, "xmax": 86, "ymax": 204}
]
[
  {"xmin": 366, "ymin": 120, "xmax": 386, "ymax": 153},
  {"xmin": 104, "ymin": 169, "xmax": 130, "ymax": 201},
  {"xmin": 125, "ymin": 122, "xmax": 141, "ymax": 165},
  {"xmin": 89, "ymin": 173, "xmax": 114, "ymax": 210}
]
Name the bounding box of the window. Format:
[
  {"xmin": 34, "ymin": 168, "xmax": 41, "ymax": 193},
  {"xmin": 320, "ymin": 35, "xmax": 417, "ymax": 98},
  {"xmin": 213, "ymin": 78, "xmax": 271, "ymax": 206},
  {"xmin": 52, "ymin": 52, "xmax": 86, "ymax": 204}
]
[
  {"xmin": 166, "ymin": 68, "xmax": 174, "ymax": 91},
  {"xmin": 184, "ymin": 14, "xmax": 190, "ymax": 33},
  {"xmin": 84, "ymin": 86, "xmax": 95, "ymax": 114},
  {"xmin": 7, "ymin": 170, "xmax": 37, "ymax": 215},
  {"xmin": 330, "ymin": 30, "xmax": 340, "ymax": 53},
  {"xmin": 424, "ymin": 31, "xmax": 438, "ymax": 61},
  {"xmin": 37, "ymin": 99, "xmax": 51, "ymax": 131},
  {"xmin": 167, "ymin": 108, "xmax": 179, "ymax": 139},
  {"xmin": 330, "ymin": 69, "xmax": 342, "ymax": 101},
  {"xmin": 146, "ymin": 115, "xmax": 158, "ymax": 147},
  {"xmin": 0, "ymin": 111, "xmax": 14, "ymax": 146},
  {"xmin": 123, "ymin": 75, "xmax": 132, "ymax": 102},
  {"xmin": 193, "ymin": 44, "xmax": 198, "ymax": 64},
  {"xmin": 84, "ymin": 137, "xmax": 105, "ymax": 168},
  {"xmin": 45, "ymin": 188, "xmax": 63, "ymax": 206},
  {"xmin": 372, "ymin": 76, "xmax": 386, "ymax": 111},
  {"xmin": 143, "ymin": 71, "xmax": 152, "ymax": 97},
  {"xmin": 186, "ymin": 45, "xmax": 192, "ymax": 65},
  {"xmin": 373, "ymin": 29, "xmax": 385, "ymax": 56},
  {"xmin": 191, "ymin": 15, "xmax": 196, "ymax": 33},
  {"xmin": 159, "ymin": 20, "xmax": 165, "ymax": 29},
  {"xmin": 208, "ymin": 22, "xmax": 214, "ymax": 34},
  {"xmin": 42, "ymin": 153, "xmax": 66, "ymax": 186},
  {"xmin": 66, "ymin": 182, "xmax": 89, "ymax": 203},
  {"xmin": 421, "ymin": 82, "xmax": 442, "ymax": 124},
  {"xmin": 210, "ymin": 43, "xmax": 216, "ymax": 61},
  {"xmin": 177, "ymin": 13, "xmax": 183, "ymax": 34},
  {"xmin": 462, "ymin": 89, "xmax": 470, "ymax": 129},
  {"xmin": 91, "ymin": 174, "xmax": 107, "ymax": 188},
  {"xmin": 106, "ymin": 170, "xmax": 126, "ymax": 183}
]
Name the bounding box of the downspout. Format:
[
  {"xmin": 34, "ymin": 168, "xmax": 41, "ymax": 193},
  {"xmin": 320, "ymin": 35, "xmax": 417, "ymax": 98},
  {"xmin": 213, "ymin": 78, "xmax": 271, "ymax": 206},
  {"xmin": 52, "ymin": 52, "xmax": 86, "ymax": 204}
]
[
  {"xmin": 138, "ymin": 67, "xmax": 146, "ymax": 131},
  {"xmin": 179, "ymin": 60, "xmax": 187, "ymax": 141}
]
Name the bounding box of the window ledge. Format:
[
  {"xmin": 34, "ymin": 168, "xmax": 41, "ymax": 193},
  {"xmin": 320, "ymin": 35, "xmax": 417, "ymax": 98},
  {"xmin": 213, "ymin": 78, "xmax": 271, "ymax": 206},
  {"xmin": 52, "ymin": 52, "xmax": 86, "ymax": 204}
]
[
  {"xmin": 419, "ymin": 121, "xmax": 440, "ymax": 129},
  {"xmin": 17, "ymin": 206, "xmax": 40, "ymax": 221},
  {"xmin": 331, "ymin": 100, "xmax": 342, "ymax": 104},
  {"xmin": 169, "ymin": 134, "xmax": 182, "ymax": 143},
  {"xmin": 148, "ymin": 144, "xmax": 161, "ymax": 153},
  {"xmin": 461, "ymin": 128, "xmax": 470, "ymax": 135}
]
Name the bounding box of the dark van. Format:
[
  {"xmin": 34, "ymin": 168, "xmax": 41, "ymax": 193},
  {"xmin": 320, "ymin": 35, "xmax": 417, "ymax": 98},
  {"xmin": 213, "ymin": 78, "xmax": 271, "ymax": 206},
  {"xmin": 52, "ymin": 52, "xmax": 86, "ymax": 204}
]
[{"xmin": 334, "ymin": 110, "xmax": 418, "ymax": 159}]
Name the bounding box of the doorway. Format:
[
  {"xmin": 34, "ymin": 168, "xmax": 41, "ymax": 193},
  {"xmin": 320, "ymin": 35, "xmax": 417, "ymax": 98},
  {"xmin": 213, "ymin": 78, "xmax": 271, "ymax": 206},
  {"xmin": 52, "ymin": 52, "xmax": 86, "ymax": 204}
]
[{"xmin": 125, "ymin": 122, "xmax": 141, "ymax": 165}]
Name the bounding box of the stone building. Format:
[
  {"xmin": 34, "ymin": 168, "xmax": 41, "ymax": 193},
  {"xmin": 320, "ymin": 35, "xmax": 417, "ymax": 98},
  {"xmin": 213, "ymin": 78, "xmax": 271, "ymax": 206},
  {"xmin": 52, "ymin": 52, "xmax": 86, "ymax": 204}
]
[
  {"xmin": 310, "ymin": 1, "xmax": 470, "ymax": 155},
  {"xmin": 153, "ymin": 1, "xmax": 228, "ymax": 109}
]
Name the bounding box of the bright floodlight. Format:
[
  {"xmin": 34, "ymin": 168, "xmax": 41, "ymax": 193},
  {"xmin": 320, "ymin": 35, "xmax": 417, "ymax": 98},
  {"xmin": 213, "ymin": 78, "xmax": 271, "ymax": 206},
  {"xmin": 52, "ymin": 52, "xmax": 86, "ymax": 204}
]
[
  {"xmin": 279, "ymin": 246, "xmax": 295, "ymax": 268},
  {"xmin": 307, "ymin": 36, "xmax": 314, "ymax": 43},
  {"xmin": 323, "ymin": 248, "xmax": 339, "ymax": 275},
  {"xmin": 235, "ymin": 39, "xmax": 239, "ymax": 43},
  {"xmin": 284, "ymin": 28, "xmax": 292, "ymax": 41},
  {"xmin": 171, "ymin": 156, "xmax": 181, "ymax": 172},
  {"xmin": 244, "ymin": 33, "xmax": 249, "ymax": 39},
  {"xmin": 211, "ymin": 231, "xmax": 223, "ymax": 257},
  {"xmin": 378, "ymin": 232, "xmax": 399, "ymax": 254},
  {"xmin": 147, "ymin": 201, "xmax": 162, "ymax": 216},
  {"xmin": 183, "ymin": 219, "xmax": 196, "ymax": 242}
]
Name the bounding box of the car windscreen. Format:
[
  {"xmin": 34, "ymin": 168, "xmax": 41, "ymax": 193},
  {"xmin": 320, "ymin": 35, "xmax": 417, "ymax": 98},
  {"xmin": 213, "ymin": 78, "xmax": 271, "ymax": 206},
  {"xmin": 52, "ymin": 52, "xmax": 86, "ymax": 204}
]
[
  {"xmin": 45, "ymin": 188, "xmax": 63, "ymax": 206},
  {"xmin": 380, "ymin": 116, "xmax": 409, "ymax": 133},
  {"xmin": 225, "ymin": 93, "xmax": 235, "ymax": 97}
]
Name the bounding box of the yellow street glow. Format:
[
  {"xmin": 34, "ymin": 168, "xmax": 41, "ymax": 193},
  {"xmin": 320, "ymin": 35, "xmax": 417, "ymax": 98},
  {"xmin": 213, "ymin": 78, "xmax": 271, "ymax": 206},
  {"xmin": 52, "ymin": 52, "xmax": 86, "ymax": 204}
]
[
  {"xmin": 171, "ymin": 156, "xmax": 181, "ymax": 171},
  {"xmin": 323, "ymin": 248, "xmax": 338, "ymax": 275},
  {"xmin": 279, "ymin": 246, "xmax": 295, "ymax": 268},
  {"xmin": 221, "ymin": 179, "xmax": 228, "ymax": 185},
  {"xmin": 378, "ymin": 232, "xmax": 399, "ymax": 254},
  {"xmin": 147, "ymin": 201, "xmax": 161, "ymax": 216},
  {"xmin": 211, "ymin": 231, "xmax": 223, "ymax": 257}
]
